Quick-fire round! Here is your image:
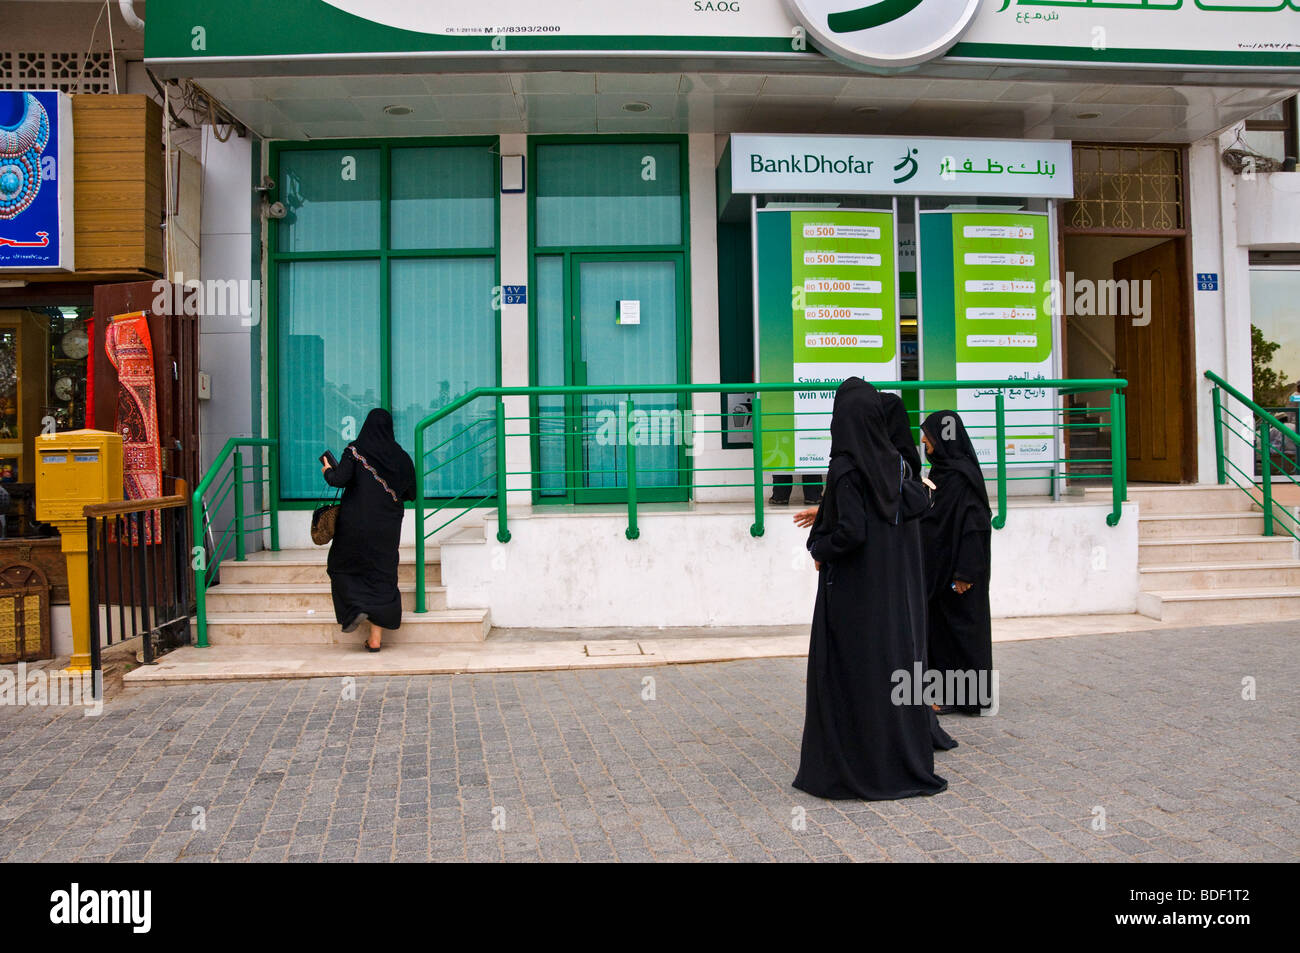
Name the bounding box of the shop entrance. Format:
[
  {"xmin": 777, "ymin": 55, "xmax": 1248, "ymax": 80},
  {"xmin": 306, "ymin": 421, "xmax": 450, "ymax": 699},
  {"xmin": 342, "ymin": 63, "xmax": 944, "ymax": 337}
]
[{"xmin": 1062, "ymin": 145, "xmax": 1194, "ymax": 484}]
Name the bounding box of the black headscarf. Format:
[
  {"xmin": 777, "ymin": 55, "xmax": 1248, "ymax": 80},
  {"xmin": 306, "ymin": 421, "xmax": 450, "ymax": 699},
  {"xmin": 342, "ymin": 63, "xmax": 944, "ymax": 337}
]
[
  {"xmin": 827, "ymin": 377, "xmax": 901, "ymax": 523},
  {"xmin": 921, "ymin": 410, "xmax": 990, "ymax": 513},
  {"xmin": 351, "ymin": 408, "xmax": 417, "ymax": 502},
  {"xmin": 881, "ymin": 392, "xmax": 922, "ymax": 481}
]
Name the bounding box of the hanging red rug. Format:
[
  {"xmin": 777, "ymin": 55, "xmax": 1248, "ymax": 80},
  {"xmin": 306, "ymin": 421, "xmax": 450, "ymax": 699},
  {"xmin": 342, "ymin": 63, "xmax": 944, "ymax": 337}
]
[{"xmin": 104, "ymin": 311, "xmax": 161, "ymax": 544}]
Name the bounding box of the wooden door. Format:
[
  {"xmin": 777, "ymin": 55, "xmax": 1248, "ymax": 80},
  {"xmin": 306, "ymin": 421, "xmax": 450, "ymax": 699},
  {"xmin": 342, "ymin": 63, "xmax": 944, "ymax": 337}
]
[{"xmin": 1114, "ymin": 240, "xmax": 1190, "ymax": 483}]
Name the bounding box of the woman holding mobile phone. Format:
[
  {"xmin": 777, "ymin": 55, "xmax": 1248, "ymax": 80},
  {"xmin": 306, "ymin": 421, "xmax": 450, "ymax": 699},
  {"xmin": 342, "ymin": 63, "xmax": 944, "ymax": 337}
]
[{"xmin": 321, "ymin": 408, "xmax": 416, "ymax": 652}]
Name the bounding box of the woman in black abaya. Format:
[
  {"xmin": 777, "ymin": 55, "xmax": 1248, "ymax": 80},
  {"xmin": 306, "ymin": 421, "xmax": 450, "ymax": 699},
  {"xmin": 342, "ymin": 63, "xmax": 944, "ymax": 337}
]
[
  {"xmin": 793, "ymin": 378, "xmax": 947, "ymax": 801},
  {"xmin": 322, "ymin": 408, "xmax": 416, "ymax": 651},
  {"xmin": 920, "ymin": 411, "xmax": 993, "ymax": 714}
]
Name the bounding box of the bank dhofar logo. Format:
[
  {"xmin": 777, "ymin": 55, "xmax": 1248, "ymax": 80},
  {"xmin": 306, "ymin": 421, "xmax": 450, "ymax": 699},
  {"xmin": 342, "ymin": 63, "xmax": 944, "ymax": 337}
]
[{"xmin": 785, "ymin": 0, "xmax": 982, "ymax": 69}]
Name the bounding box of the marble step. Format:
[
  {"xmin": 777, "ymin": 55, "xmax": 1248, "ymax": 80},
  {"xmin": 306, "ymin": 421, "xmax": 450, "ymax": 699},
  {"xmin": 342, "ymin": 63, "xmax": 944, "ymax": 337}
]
[
  {"xmin": 217, "ymin": 550, "xmax": 441, "ymax": 586},
  {"xmin": 1126, "ymin": 485, "xmax": 1258, "ymax": 515},
  {"xmin": 1139, "ymin": 535, "xmax": 1299, "ymax": 566},
  {"xmin": 205, "ymin": 582, "xmax": 448, "ymax": 614},
  {"xmin": 1138, "ymin": 561, "xmax": 1300, "ymax": 591},
  {"xmin": 1137, "ymin": 586, "xmax": 1300, "ymax": 624},
  {"xmin": 1138, "ymin": 512, "xmax": 1265, "ymax": 540},
  {"xmin": 204, "ymin": 608, "xmax": 490, "ymax": 645}
]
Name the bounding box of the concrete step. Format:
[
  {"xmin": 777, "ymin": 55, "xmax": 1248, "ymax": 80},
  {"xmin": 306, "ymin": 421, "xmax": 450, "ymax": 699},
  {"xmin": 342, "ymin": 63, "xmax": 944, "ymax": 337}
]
[
  {"xmin": 1137, "ymin": 586, "xmax": 1300, "ymax": 624},
  {"xmin": 217, "ymin": 548, "xmax": 441, "ymax": 586},
  {"xmin": 205, "ymin": 582, "xmax": 448, "ymax": 614},
  {"xmin": 1139, "ymin": 535, "xmax": 1299, "ymax": 565},
  {"xmin": 1138, "ymin": 561, "xmax": 1300, "ymax": 590},
  {"xmin": 1126, "ymin": 485, "xmax": 1258, "ymax": 515},
  {"xmin": 204, "ymin": 608, "xmax": 490, "ymax": 645},
  {"xmin": 1138, "ymin": 512, "xmax": 1265, "ymax": 540}
]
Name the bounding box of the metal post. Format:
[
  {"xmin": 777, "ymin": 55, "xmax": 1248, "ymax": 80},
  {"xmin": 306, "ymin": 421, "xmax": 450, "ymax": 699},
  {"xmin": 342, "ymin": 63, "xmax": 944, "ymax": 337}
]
[
  {"xmin": 1107, "ymin": 389, "xmax": 1123, "ymax": 526},
  {"xmin": 86, "ymin": 516, "xmax": 101, "ymax": 699},
  {"xmin": 750, "ymin": 394, "xmax": 765, "ymax": 538},
  {"xmin": 624, "ymin": 399, "xmax": 639, "ymax": 540},
  {"xmin": 1211, "ymin": 386, "xmax": 1226, "ymax": 485},
  {"xmin": 414, "ymin": 422, "xmax": 426, "ymax": 614},
  {"xmin": 992, "ymin": 393, "xmax": 1008, "ymax": 530},
  {"xmin": 1119, "ymin": 392, "xmax": 1129, "ymax": 501},
  {"xmin": 495, "ymin": 398, "xmax": 511, "ymax": 544},
  {"xmin": 1261, "ymin": 418, "xmax": 1274, "ymax": 537},
  {"xmin": 267, "ymin": 442, "xmax": 280, "ymax": 552},
  {"xmin": 232, "ymin": 450, "xmax": 245, "ymax": 562},
  {"xmin": 192, "ymin": 484, "xmax": 207, "ymax": 648}
]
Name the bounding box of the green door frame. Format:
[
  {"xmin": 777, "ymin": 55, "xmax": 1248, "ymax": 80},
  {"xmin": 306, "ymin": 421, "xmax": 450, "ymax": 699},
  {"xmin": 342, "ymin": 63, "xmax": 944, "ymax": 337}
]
[
  {"xmin": 525, "ymin": 134, "xmax": 693, "ymax": 505},
  {"xmin": 568, "ymin": 251, "xmax": 690, "ymax": 504},
  {"xmin": 266, "ymin": 136, "xmax": 501, "ymax": 510}
]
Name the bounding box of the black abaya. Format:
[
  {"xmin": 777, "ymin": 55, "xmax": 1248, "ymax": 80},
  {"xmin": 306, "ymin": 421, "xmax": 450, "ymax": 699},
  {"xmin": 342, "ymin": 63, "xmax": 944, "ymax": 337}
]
[
  {"xmin": 921, "ymin": 411, "xmax": 993, "ymax": 714},
  {"xmin": 793, "ymin": 380, "xmax": 947, "ymax": 800},
  {"xmin": 324, "ymin": 409, "xmax": 417, "ymax": 631},
  {"xmin": 882, "ymin": 394, "xmax": 957, "ymax": 751}
]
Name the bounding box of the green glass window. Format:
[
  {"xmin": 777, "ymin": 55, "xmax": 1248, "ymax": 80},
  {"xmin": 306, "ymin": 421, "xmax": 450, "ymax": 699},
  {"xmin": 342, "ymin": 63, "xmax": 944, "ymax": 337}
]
[
  {"xmin": 277, "ymin": 149, "xmax": 381, "ymax": 253},
  {"xmin": 535, "ymin": 142, "xmax": 682, "ymax": 247},
  {"xmin": 273, "ymin": 140, "xmax": 499, "ymax": 502},
  {"xmin": 391, "ymin": 146, "xmax": 496, "ymax": 250},
  {"xmin": 277, "ymin": 260, "xmax": 381, "ymax": 499},
  {"xmin": 391, "ymin": 257, "xmax": 498, "ymax": 496}
]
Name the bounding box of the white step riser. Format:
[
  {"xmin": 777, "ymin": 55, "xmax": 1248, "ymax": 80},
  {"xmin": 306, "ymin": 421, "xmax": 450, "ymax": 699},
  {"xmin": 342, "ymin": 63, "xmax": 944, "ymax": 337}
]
[
  {"xmin": 1138, "ymin": 593, "xmax": 1300, "ymax": 624},
  {"xmin": 1127, "ymin": 488, "xmax": 1258, "ymax": 515},
  {"xmin": 1140, "ymin": 567, "xmax": 1300, "ymax": 591},
  {"xmin": 1140, "ymin": 538, "xmax": 1299, "ymax": 565},
  {"xmin": 1139, "ymin": 516, "xmax": 1265, "ymax": 540},
  {"xmin": 205, "ymin": 588, "xmax": 448, "ymax": 614},
  {"xmin": 217, "ymin": 562, "xmax": 441, "ymax": 586},
  {"xmin": 205, "ymin": 616, "xmax": 490, "ymax": 645}
]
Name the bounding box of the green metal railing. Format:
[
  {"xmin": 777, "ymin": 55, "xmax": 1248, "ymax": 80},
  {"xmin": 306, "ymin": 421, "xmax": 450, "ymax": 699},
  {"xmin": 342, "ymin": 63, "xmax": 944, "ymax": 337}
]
[
  {"xmin": 192, "ymin": 438, "xmax": 280, "ymax": 647},
  {"xmin": 1206, "ymin": 370, "xmax": 1300, "ymax": 542},
  {"xmin": 412, "ymin": 378, "xmax": 1129, "ymax": 612}
]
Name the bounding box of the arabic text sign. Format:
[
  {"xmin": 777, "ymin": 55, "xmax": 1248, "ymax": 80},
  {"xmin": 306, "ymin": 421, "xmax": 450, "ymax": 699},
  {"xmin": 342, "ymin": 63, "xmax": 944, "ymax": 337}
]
[
  {"xmin": 731, "ymin": 134, "xmax": 1074, "ymax": 199},
  {"xmin": 0, "ymin": 89, "xmax": 74, "ymax": 272}
]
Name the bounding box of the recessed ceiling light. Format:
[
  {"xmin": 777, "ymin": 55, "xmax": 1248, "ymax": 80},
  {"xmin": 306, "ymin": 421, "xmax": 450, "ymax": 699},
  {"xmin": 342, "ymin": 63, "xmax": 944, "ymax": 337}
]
[
  {"xmin": 383, "ymin": 104, "xmax": 414, "ymax": 116},
  {"xmin": 622, "ymin": 101, "xmax": 651, "ymax": 113},
  {"xmin": 853, "ymin": 105, "xmax": 881, "ymax": 115},
  {"xmin": 1075, "ymin": 111, "xmax": 1102, "ymax": 120}
]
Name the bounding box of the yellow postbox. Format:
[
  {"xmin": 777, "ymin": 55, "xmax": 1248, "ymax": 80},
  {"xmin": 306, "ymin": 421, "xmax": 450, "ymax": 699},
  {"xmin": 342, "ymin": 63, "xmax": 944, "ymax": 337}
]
[{"xmin": 35, "ymin": 430, "xmax": 124, "ymax": 673}]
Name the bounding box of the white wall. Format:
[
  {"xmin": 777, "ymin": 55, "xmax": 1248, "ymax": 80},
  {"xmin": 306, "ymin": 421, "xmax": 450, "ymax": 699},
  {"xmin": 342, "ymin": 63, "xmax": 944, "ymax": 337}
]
[{"xmin": 440, "ymin": 501, "xmax": 1139, "ymax": 628}]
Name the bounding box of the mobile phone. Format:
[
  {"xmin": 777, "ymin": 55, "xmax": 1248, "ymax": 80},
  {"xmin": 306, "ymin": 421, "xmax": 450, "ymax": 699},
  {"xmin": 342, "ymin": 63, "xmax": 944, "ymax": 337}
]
[{"xmin": 319, "ymin": 450, "xmax": 338, "ymax": 469}]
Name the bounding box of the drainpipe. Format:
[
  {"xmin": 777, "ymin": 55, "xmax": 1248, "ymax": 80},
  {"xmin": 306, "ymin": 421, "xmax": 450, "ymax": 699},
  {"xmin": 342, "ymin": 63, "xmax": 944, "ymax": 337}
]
[{"xmin": 118, "ymin": 0, "xmax": 144, "ymax": 31}]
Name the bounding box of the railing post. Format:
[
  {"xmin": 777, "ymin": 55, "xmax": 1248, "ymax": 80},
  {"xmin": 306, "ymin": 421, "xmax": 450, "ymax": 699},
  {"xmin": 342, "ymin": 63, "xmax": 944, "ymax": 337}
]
[
  {"xmin": 267, "ymin": 442, "xmax": 280, "ymax": 552},
  {"xmin": 193, "ymin": 485, "xmax": 207, "ymax": 648},
  {"xmin": 1119, "ymin": 392, "xmax": 1128, "ymax": 500},
  {"xmin": 414, "ymin": 421, "xmax": 426, "ymax": 614},
  {"xmin": 624, "ymin": 399, "xmax": 640, "ymax": 540},
  {"xmin": 1107, "ymin": 388, "xmax": 1123, "ymax": 526},
  {"xmin": 1261, "ymin": 418, "xmax": 1274, "ymax": 537},
  {"xmin": 750, "ymin": 395, "xmax": 765, "ymax": 538},
  {"xmin": 992, "ymin": 393, "xmax": 1008, "ymax": 530},
  {"xmin": 1211, "ymin": 385, "xmax": 1226, "ymax": 485},
  {"xmin": 232, "ymin": 449, "xmax": 245, "ymax": 562},
  {"xmin": 495, "ymin": 398, "xmax": 511, "ymax": 544}
]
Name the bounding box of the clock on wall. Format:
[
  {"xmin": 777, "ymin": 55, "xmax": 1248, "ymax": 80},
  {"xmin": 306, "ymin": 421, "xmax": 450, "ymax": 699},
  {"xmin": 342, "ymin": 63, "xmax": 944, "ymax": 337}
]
[{"xmin": 60, "ymin": 325, "xmax": 89, "ymax": 360}]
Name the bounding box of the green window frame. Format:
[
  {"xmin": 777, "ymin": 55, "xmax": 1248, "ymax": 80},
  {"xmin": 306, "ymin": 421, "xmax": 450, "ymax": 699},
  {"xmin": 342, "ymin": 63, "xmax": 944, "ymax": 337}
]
[
  {"xmin": 267, "ymin": 137, "xmax": 502, "ymax": 508},
  {"xmin": 526, "ymin": 135, "xmax": 693, "ymax": 505}
]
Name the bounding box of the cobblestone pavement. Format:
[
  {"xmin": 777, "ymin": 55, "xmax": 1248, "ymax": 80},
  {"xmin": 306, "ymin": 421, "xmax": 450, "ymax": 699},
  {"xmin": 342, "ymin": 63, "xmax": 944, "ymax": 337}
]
[{"xmin": 0, "ymin": 622, "xmax": 1295, "ymax": 862}]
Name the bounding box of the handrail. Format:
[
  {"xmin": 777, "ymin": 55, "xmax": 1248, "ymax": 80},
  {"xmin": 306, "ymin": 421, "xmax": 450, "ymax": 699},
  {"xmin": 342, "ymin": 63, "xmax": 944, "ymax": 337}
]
[
  {"xmin": 413, "ymin": 378, "xmax": 1129, "ymax": 611},
  {"xmin": 1205, "ymin": 370, "xmax": 1300, "ymax": 543},
  {"xmin": 192, "ymin": 437, "xmax": 279, "ymax": 647}
]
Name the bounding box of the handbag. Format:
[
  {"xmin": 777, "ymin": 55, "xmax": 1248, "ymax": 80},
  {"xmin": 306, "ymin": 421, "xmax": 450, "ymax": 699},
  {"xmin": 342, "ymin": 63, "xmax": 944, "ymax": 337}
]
[{"xmin": 311, "ymin": 485, "xmax": 341, "ymax": 545}]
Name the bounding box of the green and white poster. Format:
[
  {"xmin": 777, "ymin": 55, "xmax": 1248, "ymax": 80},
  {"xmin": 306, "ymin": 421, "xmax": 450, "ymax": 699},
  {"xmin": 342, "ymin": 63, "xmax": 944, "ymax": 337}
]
[
  {"xmin": 755, "ymin": 207, "xmax": 898, "ymax": 471},
  {"xmin": 919, "ymin": 210, "xmax": 1055, "ymax": 466}
]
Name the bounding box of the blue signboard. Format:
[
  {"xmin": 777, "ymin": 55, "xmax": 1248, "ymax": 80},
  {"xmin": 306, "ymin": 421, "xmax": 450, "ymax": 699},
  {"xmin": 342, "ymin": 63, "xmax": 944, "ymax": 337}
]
[
  {"xmin": 502, "ymin": 284, "xmax": 527, "ymax": 305},
  {"xmin": 0, "ymin": 89, "xmax": 74, "ymax": 272},
  {"xmin": 1196, "ymin": 273, "xmax": 1219, "ymax": 291}
]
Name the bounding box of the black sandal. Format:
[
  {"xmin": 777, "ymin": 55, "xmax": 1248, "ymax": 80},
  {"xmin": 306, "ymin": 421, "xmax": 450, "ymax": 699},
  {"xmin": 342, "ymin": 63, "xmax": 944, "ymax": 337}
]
[
  {"xmin": 363, "ymin": 638, "xmax": 381, "ymax": 653},
  {"xmin": 342, "ymin": 611, "xmax": 368, "ymax": 634}
]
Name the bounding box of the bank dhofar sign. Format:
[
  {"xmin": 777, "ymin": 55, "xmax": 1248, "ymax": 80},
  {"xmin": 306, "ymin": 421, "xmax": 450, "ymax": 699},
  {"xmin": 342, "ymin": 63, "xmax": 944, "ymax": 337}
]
[
  {"xmin": 785, "ymin": 0, "xmax": 982, "ymax": 68},
  {"xmin": 0, "ymin": 90, "xmax": 73, "ymax": 272}
]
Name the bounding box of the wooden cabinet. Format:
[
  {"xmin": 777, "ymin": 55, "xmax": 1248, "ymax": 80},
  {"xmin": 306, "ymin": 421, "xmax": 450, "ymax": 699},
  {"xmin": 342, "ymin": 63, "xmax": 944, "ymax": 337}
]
[{"xmin": 0, "ymin": 311, "xmax": 50, "ymax": 483}]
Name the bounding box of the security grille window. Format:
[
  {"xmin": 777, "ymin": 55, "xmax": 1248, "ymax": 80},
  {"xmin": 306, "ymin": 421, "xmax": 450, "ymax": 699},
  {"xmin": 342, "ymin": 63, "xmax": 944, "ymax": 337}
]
[
  {"xmin": 1243, "ymin": 96, "xmax": 1298, "ymax": 166},
  {"xmin": 0, "ymin": 50, "xmax": 114, "ymax": 93},
  {"xmin": 1066, "ymin": 146, "xmax": 1185, "ymax": 233}
]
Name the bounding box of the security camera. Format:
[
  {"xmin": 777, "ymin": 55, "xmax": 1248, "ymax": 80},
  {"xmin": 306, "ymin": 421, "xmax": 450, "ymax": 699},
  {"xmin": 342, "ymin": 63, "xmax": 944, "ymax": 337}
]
[{"xmin": 265, "ymin": 201, "xmax": 288, "ymax": 219}]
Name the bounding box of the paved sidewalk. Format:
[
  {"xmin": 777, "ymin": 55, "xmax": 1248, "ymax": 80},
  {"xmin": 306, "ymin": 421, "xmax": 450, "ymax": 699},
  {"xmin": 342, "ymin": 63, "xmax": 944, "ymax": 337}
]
[{"xmin": 0, "ymin": 621, "xmax": 1295, "ymax": 862}]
